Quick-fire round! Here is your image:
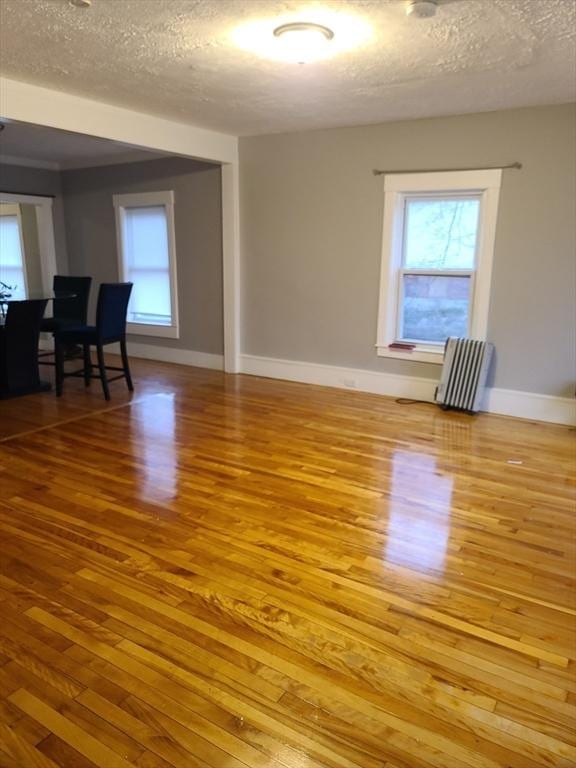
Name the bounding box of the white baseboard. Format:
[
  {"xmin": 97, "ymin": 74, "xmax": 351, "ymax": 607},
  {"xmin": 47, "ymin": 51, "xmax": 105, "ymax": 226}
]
[
  {"xmin": 39, "ymin": 337, "xmax": 223, "ymax": 371},
  {"xmin": 240, "ymin": 353, "xmax": 437, "ymax": 401},
  {"xmin": 240, "ymin": 354, "xmax": 576, "ymax": 426},
  {"xmin": 124, "ymin": 342, "xmax": 223, "ymax": 371},
  {"xmin": 484, "ymin": 387, "xmax": 576, "ymax": 426}
]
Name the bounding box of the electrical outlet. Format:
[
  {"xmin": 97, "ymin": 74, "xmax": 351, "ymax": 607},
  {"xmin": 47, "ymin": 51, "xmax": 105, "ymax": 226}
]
[{"xmin": 342, "ymin": 378, "xmax": 357, "ymax": 389}]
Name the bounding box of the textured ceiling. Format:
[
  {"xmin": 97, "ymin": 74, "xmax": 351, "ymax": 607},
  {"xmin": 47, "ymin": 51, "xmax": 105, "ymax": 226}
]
[
  {"xmin": 0, "ymin": 0, "xmax": 574, "ymax": 136},
  {"xmin": 0, "ymin": 121, "xmax": 167, "ymax": 168}
]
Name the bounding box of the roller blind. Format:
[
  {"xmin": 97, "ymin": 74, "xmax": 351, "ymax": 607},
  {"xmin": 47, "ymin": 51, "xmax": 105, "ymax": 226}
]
[{"xmin": 121, "ymin": 205, "xmax": 172, "ymax": 326}]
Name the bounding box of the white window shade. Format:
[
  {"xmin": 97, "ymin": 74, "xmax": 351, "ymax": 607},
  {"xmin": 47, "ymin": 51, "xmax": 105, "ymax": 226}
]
[
  {"xmin": 122, "ymin": 206, "xmax": 172, "ymax": 325},
  {"xmin": 0, "ymin": 214, "xmax": 27, "ymax": 300},
  {"xmin": 114, "ymin": 191, "xmax": 179, "ymax": 339}
]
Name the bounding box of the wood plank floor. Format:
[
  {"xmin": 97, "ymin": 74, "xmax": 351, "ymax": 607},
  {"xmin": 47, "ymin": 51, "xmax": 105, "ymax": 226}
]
[{"xmin": 0, "ymin": 358, "xmax": 575, "ymax": 767}]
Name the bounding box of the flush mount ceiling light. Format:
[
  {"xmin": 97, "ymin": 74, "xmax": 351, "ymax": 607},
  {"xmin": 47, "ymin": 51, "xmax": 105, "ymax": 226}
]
[
  {"xmin": 405, "ymin": 0, "xmax": 438, "ymax": 18},
  {"xmin": 272, "ymin": 22, "xmax": 334, "ymax": 64},
  {"xmin": 232, "ymin": 12, "xmax": 371, "ymax": 64}
]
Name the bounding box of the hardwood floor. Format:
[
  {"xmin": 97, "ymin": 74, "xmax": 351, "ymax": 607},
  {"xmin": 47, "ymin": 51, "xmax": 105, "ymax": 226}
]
[{"xmin": 0, "ymin": 358, "xmax": 574, "ymax": 767}]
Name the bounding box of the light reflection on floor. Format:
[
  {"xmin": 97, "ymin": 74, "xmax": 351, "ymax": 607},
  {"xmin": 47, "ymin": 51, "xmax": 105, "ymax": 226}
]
[
  {"xmin": 384, "ymin": 449, "xmax": 454, "ymax": 574},
  {"xmin": 135, "ymin": 393, "xmax": 178, "ymax": 503}
]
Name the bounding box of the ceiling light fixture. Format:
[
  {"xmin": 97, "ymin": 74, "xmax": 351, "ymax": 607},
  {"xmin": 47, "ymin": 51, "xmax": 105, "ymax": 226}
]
[
  {"xmin": 232, "ymin": 12, "xmax": 371, "ymax": 64},
  {"xmin": 272, "ymin": 22, "xmax": 334, "ymax": 64},
  {"xmin": 405, "ymin": 0, "xmax": 438, "ymax": 18},
  {"xmin": 69, "ymin": 0, "xmax": 91, "ymax": 7}
]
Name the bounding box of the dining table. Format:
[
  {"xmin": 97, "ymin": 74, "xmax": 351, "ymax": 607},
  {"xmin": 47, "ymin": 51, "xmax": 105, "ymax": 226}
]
[{"xmin": 0, "ymin": 292, "xmax": 76, "ymax": 399}]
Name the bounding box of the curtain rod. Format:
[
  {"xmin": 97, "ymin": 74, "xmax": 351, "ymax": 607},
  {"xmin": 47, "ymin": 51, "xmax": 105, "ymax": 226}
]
[
  {"xmin": 0, "ymin": 190, "xmax": 55, "ymax": 198},
  {"xmin": 372, "ymin": 162, "xmax": 522, "ymax": 176}
]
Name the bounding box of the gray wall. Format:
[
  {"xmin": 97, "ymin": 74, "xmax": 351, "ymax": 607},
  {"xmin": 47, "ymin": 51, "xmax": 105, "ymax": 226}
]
[
  {"xmin": 240, "ymin": 104, "xmax": 576, "ymax": 397},
  {"xmin": 61, "ymin": 157, "xmax": 223, "ymax": 355},
  {"xmin": 0, "ymin": 162, "xmax": 69, "ymax": 273}
]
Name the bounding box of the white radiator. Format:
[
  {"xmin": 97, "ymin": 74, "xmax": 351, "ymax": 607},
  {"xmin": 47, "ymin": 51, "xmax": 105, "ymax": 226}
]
[{"xmin": 435, "ymin": 337, "xmax": 494, "ymax": 413}]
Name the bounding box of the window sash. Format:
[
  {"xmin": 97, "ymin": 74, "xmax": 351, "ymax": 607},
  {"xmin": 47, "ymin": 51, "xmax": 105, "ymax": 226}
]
[
  {"xmin": 396, "ymin": 270, "xmax": 475, "ymax": 344},
  {"xmin": 396, "ymin": 195, "xmax": 481, "ymax": 344},
  {"xmin": 123, "ymin": 264, "xmax": 172, "ymax": 325},
  {"xmin": 398, "ymin": 268, "xmax": 474, "ymax": 277},
  {"xmin": 400, "ymin": 193, "xmax": 482, "ymax": 272}
]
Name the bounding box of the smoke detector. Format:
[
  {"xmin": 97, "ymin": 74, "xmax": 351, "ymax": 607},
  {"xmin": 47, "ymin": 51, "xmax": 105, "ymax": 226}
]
[{"xmin": 405, "ymin": 0, "xmax": 438, "ymax": 18}]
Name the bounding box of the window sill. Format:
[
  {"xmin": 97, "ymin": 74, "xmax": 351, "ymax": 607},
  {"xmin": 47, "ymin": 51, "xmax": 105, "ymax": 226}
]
[
  {"xmin": 376, "ymin": 345, "xmax": 444, "ymax": 365},
  {"xmin": 126, "ymin": 323, "xmax": 179, "ymax": 340}
]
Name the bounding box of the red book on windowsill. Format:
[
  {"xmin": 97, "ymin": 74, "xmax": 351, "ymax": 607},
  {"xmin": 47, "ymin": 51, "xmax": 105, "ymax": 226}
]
[{"xmin": 388, "ymin": 343, "xmax": 416, "ymax": 351}]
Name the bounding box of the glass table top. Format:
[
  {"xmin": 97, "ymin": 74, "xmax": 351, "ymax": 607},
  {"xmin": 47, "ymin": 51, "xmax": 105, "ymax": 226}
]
[
  {"xmin": 0, "ymin": 291, "xmax": 76, "ymax": 303},
  {"xmin": 0, "ymin": 293, "xmax": 78, "ymax": 327}
]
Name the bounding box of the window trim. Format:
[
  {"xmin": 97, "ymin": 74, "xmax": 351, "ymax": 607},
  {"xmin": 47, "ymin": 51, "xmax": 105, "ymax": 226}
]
[
  {"xmin": 0, "ymin": 193, "xmax": 57, "ymax": 303},
  {"xmin": 376, "ymin": 169, "xmax": 502, "ymax": 364},
  {"xmin": 113, "ymin": 190, "xmax": 179, "ymax": 339}
]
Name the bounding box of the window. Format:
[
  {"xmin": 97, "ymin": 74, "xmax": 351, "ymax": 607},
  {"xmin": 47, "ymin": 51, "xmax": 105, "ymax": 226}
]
[
  {"xmin": 113, "ymin": 191, "xmax": 179, "ymax": 338},
  {"xmin": 0, "ymin": 205, "xmax": 27, "ymax": 300},
  {"xmin": 376, "ymin": 170, "xmax": 502, "ymax": 364}
]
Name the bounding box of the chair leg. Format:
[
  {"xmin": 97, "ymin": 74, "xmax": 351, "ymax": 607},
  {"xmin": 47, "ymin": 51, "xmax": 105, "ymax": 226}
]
[
  {"xmin": 120, "ymin": 337, "xmax": 133, "ymax": 392},
  {"xmin": 83, "ymin": 344, "xmax": 92, "ymax": 387},
  {"xmin": 55, "ymin": 338, "xmax": 64, "ymax": 397},
  {"xmin": 96, "ymin": 344, "xmax": 110, "ymax": 401}
]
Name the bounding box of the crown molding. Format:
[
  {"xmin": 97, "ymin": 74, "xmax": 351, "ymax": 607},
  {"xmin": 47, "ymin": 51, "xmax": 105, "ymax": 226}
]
[
  {"xmin": 0, "ymin": 153, "xmax": 60, "ymax": 171},
  {"xmin": 59, "ymin": 151, "xmax": 167, "ymax": 171}
]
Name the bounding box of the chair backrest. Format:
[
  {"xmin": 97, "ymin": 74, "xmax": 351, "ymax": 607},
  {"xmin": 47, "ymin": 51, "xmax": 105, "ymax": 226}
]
[
  {"xmin": 5, "ymin": 298, "xmax": 48, "ymax": 335},
  {"xmin": 2, "ymin": 299, "xmax": 48, "ymax": 389},
  {"xmin": 95, "ymin": 283, "xmax": 133, "ymax": 342},
  {"xmin": 53, "ymin": 275, "xmax": 92, "ymax": 324}
]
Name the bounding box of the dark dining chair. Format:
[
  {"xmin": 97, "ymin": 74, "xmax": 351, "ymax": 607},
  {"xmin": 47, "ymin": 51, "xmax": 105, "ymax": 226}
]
[
  {"xmin": 39, "ymin": 275, "xmax": 92, "ymax": 363},
  {"xmin": 54, "ymin": 282, "xmax": 133, "ymax": 401},
  {"xmin": 42, "ymin": 275, "xmax": 93, "ymax": 332},
  {"xmin": 0, "ymin": 299, "xmax": 49, "ymax": 398}
]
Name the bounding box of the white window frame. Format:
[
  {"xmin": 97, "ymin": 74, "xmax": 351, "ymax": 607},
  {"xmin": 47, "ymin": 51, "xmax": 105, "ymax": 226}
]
[
  {"xmin": 376, "ymin": 169, "xmax": 502, "ymax": 364},
  {"xmin": 113, "ymin": 190, "xmax": 179, "ymax": 339},
  {"xmin": 0, "ymin": 193, "xmax": 58, "ymax": 299}
]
